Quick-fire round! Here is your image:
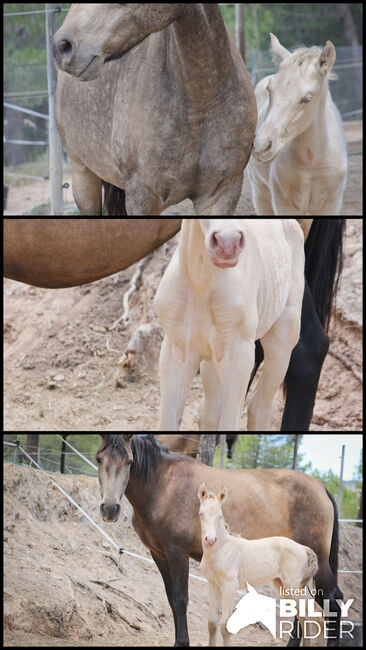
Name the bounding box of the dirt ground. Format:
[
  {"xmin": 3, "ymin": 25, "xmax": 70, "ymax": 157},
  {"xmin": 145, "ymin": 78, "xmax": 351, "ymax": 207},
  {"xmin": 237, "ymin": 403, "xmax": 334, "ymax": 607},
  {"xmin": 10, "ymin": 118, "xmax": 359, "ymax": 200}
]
[
  {"xmin": 3, "ymin": 463, "xmax": 363, "ymax": 647},
  {"xmin": 3, "ymin": 122, "xmax": 362, "ymax": 216},
  {"xmin": 3, "ymin": 219, "xmax": 362, "ymax": 432}
]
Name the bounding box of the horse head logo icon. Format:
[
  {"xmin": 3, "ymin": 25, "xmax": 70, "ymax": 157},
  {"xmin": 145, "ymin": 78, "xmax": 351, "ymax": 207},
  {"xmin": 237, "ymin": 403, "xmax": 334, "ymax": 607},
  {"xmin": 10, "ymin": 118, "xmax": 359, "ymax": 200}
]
[{"xmin": 227, "ymin": 583, "xmax": 277, "ymax": 639}]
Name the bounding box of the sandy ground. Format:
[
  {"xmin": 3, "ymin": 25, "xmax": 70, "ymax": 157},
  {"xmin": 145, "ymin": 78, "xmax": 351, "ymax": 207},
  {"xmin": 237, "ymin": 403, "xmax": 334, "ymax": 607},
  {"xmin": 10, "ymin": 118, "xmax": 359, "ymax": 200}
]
[
  {"xmin": 3, "ymin": 462, "xmax": 363, "ymax": 647},
  {"xmin": 3, "ymin": 122, "xmax": 362, "ymax": 216},
  {"xmin": 3, "ymin": 219, "xmax": 362, "ymax": 432}
]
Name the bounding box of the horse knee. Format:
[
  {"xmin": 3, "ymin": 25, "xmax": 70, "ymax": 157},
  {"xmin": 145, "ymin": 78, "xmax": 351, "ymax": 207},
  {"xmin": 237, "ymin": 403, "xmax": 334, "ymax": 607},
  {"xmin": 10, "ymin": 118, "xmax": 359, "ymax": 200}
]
[{"xmin": 208, "ymin": 620, "xmax": 218, "ymax": 635}]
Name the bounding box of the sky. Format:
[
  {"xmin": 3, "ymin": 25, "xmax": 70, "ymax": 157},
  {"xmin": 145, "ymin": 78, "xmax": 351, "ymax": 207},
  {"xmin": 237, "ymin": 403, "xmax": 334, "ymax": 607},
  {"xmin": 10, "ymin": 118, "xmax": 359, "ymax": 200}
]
[{"xmin": 300, "ymin": 434, "xmax": 363, "ymax": 480}]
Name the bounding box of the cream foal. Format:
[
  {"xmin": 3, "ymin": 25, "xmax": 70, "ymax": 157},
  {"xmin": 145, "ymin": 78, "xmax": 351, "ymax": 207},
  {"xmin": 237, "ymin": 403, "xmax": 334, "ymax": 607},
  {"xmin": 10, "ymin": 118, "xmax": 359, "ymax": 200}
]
[
  {"xmin": 199, "ymin": 484, "xmax": 324, "ymax": 646},
  {"xmin": 154, "ymin": 218, "xmax": 305, "ymax": 431}
]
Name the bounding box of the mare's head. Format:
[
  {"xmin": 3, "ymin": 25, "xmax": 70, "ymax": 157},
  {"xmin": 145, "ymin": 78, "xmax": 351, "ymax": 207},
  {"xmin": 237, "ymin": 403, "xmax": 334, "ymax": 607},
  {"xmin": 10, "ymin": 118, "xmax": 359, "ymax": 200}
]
[
  {"xmin": 198, "ymin": 483, "xmax": 228, "ymax": 549},
  {"xmin": 53, "ymin": 4, "xmax": 183, "ymax": 81},
  {"xmin": 198, "ymin": 220, "xmax": 245, "ymax": 268},
  {"xmin": 96, "ymin": 434, "xmax": 134, "ymax": 522},
  {"xmin": 253, "ymin": 33, "xmax": 336, "ymax": 163}
]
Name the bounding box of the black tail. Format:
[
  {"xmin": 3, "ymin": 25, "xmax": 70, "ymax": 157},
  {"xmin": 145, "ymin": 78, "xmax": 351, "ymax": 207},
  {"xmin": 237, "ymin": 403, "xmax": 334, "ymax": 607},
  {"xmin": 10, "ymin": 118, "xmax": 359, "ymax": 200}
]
[
  {"xmin": 102, "ymin": 181, "xmax": 127, "ymax": 215},
  {"xmin": 305, "ymin": 219, "xmax": 346, "ymax": 331},
  {"xmin": 326, "ymin": 488, "xmax": 340, "ymax": 579}
]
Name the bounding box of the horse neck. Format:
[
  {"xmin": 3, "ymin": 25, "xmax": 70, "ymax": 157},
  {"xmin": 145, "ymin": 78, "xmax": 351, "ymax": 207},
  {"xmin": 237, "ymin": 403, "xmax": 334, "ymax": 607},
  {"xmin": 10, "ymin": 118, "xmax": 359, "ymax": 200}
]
[
  {"xmin": 169, "ymin": 5, "xmax": 232, "ymax": 103},
  {"xmin": 289, "ymin": 83, "xmax": 330, "ymax": 164},
  {"xmin": 179, "ymin": 219, "xmax": 216, "ymax": 293},
  {"xmin": 124, "ymin": 454, "xmax": 162, "ymax": 517}
]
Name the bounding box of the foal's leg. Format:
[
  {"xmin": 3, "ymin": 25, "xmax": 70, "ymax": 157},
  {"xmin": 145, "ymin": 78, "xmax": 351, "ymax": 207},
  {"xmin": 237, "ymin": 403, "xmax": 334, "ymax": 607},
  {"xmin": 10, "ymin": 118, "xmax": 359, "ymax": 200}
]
[
  {"xmin": 247, "ymin": 304, "xmax": 301, "ymax": 431},
  {"xmin": 213, "ymin": 340, "xmax": 255, "ymax": 430},
  {"xmin": 69, "ymin": 154, "xmax": 102, "ymax": 215},
  {"xmin": 219, "ymin": 582, "xmax": 237, "ymax": 646},
  {"xmin": 158, "ymin": 336, "xmax": 200, "ymax": 430},
  {"xmin": 199, "ymin": 361, "xmax": 222, "ymax": 430},
  {"xmin": 208, "ymin": 584, "xmax": 221, "ymax": 646}
]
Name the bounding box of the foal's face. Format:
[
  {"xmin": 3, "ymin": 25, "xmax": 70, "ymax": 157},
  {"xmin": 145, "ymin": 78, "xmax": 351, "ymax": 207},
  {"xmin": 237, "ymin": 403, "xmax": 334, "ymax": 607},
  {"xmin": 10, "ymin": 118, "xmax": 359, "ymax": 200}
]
[
  {"xmin": 96, "ymin": 434, "xmax": 133, "ymax": 522},
  {"xmin": 199, "ymin": 497, "xmax": 223, "ymax": 548},
  {"xmin": 198, "ymin": 219, "xmax": 245, "ymax": 268},
  {"xmin": 253, "ymin": 55, "xmax": 328, "ymax": 164},
  {"xmin": 198, "ymin": 484, "xmax": 228, "ymax": 548}
]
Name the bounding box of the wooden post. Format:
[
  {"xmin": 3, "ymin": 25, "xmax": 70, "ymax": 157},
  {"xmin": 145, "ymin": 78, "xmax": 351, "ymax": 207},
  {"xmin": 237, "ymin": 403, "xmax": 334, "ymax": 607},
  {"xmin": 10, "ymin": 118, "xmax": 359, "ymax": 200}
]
[
  {"xmin": 61, "ymin": 434, "xmax": 68, "ymax": 474},
  {"xmin": 46, "ymin": 4, "xmax": 64, "ymax": 215},
  {"xmin": 219, "ymin": 435, "xmax": 226, "ymax": 468}
]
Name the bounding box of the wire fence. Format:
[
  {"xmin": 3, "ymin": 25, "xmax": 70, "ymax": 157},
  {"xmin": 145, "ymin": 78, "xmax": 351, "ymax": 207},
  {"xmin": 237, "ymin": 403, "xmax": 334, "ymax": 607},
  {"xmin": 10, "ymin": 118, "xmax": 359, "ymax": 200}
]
[{"xmin": 3, "ymin": 436, "xmax": 362, "ymax": 580}]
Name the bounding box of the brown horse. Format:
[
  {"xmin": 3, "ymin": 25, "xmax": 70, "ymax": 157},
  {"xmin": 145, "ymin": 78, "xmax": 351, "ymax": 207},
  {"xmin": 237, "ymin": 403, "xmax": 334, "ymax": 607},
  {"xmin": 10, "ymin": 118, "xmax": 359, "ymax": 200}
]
[
  {"xmin": 155, "ymin": 434, "xmax": 239, "ymax": 459},
  {"xmin": 96, "ymin": 434, "xmax": 343, "ymax": 646},
  {"xmin": 53, "ymin": 4, "xmax": 257, "ymax": 215},
  {"xmin": 4, "ymin": 218, "xmax": 181, "ymax": 288}
]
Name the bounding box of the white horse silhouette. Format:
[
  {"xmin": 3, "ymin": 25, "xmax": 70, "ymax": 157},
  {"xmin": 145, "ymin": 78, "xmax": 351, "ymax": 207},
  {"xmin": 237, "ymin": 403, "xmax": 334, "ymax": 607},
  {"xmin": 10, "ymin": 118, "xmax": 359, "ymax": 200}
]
[{"xmin": 227, "ymin": 583, "xmax": 277, "ymax": 638}]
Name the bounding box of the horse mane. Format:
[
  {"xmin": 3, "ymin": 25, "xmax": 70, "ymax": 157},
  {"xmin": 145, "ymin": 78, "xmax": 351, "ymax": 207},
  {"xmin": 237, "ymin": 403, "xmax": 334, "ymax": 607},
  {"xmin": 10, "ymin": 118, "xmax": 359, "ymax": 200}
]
[
  {"xmin": 98, "ymin": 434, "xmax": 170, "ymax": 482},
  {"xmin": 276, "ymin": 46, "xmax": 338, "ymax": 81}
]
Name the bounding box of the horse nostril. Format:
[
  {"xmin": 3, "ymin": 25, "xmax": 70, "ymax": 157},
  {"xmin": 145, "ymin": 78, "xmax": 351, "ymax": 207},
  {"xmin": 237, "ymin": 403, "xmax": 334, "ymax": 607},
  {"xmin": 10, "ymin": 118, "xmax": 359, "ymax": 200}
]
[
  {"xmin": 210, "ymin": 232, "xmax": 219, "ymax": 250},
  {"xmin": 53, "ymin": 37, "xmax": 75, "ymax": 64}
]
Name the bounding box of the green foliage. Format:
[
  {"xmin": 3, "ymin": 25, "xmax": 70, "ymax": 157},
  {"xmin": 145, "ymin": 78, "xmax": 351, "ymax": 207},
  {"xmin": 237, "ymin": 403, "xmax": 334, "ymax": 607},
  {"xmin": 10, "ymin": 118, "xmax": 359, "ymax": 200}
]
[
  {"xmin": 3, "ymin": 434, "xmax": 99, "ymax": 475},
  {"xmin": 220, "ymin": 3, "xmax": 363, "ymax": 51},
  {"xmin": 215, "ymin": 434, "xmax": 311, "ymax": 472}
]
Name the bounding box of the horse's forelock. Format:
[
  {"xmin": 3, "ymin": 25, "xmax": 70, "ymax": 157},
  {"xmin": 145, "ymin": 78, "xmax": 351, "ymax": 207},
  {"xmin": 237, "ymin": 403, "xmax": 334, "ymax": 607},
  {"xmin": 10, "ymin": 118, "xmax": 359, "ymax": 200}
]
[
  {"xmin": 99, "ymin": 434, "xmax": 129, "ymax": 459},
  {"xmin": 279, "ymin": 46, "xmax": 337, "ymax": 80}
]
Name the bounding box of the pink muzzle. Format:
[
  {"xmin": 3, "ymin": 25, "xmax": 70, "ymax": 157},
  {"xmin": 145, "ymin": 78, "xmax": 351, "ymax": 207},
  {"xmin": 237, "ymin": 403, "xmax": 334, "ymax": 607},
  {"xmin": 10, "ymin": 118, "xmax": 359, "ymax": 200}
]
[{"xmin": 208, "ymin": 230, "xmax": 245, "ymax": 268}]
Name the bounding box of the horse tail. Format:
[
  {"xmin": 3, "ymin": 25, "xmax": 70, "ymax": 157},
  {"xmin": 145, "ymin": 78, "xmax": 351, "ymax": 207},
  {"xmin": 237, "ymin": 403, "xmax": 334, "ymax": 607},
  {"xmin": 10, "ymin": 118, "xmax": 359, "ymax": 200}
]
[
  {"xmin": 102, "ymin": 181, "xmax": 127, "ymax": 215},
  {"xmin": 302, "ymin": 547, "xmax": 319, "ymax": 586},
  {"xmin": 326, "ymin": 488, "xmax": 340, "ymax": 579},
  {"xmin": 304, "ymin": 219, "xmax": 346, "ymax": 331}
]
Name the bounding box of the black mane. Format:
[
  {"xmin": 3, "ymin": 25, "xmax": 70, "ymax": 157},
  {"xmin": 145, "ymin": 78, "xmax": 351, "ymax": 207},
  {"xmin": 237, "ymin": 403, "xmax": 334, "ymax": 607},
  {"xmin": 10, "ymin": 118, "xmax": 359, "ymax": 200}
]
[{"xmin": 99, "ymin": 434, "xmax": 169, "ymax": 482}]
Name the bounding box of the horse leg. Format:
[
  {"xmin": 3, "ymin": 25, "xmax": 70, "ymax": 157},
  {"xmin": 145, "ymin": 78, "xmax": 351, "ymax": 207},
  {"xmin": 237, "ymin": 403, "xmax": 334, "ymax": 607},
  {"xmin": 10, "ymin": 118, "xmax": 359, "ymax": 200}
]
[
  {"xmin": 150, "ymin": 549, "xmax": 190, "ymax": 646},
  {"xmin": 208, "ymin": 584, "xmax": 221, "ymax": 646},
  {"xmin": 314, "ymin": 563, "xmax": 343, "ymax": 648},
  {"xmin": 125, "ymin": 176, "xmax": 164, "ymax": 215},
  {"xmin": 192, "ymin": 173, "xmax": 243, "ymax": 215},
  {"xmin": 150, "ymin": 550, "xmax": 177, "ymax": 629},
  {"xmin": 69, "ymin": 154, "xmax": 102, "ymax": 215},
  {"xmin": 219, "ymin": 581, "xmax": 237, "ymax": 646},
  {"xmin": 247, "ymin": 303, "xmax": 301, "ymax": 431},
  {"xmin": 213, "ymin": 340, "xmax": 255, "ymax": 430},
  {"xmin": 199, "ymin": 361, "xmax": 222, "ymax": 430},
  {"xmin": 281, "ymin": 283, "xmax": 329, "ymax": 431},
  {"xmin": 248, "ymin": 173, "xmax": 275, "ymax": 215},
  {"xmin": 158, "ymin": 336, "xmax": 200, "ymax": 430}
]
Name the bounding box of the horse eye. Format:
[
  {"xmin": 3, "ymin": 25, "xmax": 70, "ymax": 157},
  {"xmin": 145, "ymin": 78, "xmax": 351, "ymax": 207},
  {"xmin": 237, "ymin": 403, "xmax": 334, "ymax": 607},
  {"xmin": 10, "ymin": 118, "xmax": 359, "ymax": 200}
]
[
  {"xmin": 300, "ymin": 96, "xmax": 312, "ymax": 104},
  {"xmin": 96, "ymin": 457, "xmax": 101, "ymax": 465}
]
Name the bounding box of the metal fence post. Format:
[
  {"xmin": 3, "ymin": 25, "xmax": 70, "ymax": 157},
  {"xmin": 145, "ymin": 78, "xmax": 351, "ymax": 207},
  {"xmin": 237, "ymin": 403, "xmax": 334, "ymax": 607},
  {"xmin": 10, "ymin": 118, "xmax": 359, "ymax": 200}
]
[{"xmin": 46, "ymin": 4, "xmax": 63, "ymax": 215}]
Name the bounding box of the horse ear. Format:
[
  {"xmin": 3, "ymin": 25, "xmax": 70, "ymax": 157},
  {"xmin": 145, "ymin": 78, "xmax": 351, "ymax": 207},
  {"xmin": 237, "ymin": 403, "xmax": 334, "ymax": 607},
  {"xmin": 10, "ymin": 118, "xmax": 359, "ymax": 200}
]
[
  {"xmin": 319, "ymin": 41, "xmax": 336, "ymax": 77},
  {"xmin": 123, "ymin": 434, "xmax": 134, "ymax": 440},
  {"xmin": 270, "ymin": 32, "xmax": 290, "ymax": 65},
  {"xmin": 198, "ymin": 483, "xmax": 207, "ymax": 499},
  {"xmin": 218, "ymin": 485, "xmax": 228, "ymax": 503},
  {"xmin": 247, "ymin": 582, "xmax": 255, "ymax": 593}
]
